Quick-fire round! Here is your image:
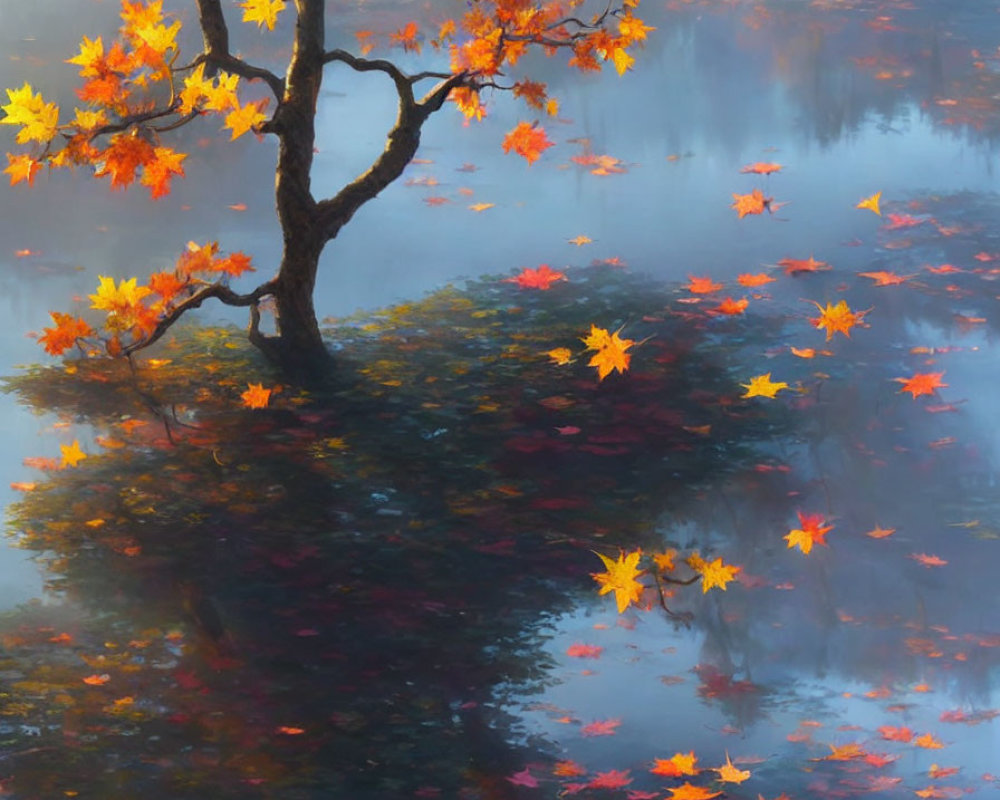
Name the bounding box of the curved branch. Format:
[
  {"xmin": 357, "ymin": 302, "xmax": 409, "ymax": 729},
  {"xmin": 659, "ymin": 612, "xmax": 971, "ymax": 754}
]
[
  {"xmin": 123, "ymin": 279, "xmax": 278, "ymax": 356},
  {"xmin": 190, "ymin": 0, "xmax": 285, "ymax": 99},
  {"xmin": 323, "ymin": 49, "xmax": 412, "ymax": 100},
  {"xmin": 314, "ymin": 71, "xmax": 470, "ymax": 240}
]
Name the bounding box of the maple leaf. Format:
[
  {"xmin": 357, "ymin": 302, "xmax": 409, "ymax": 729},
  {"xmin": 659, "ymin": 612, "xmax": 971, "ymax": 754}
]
[
  {"xmin": 910, "ymin": 553, "xmax": 948, "ymax": 568},
  {"xmin": 810, "ymin": 300, "xmax": 866, "ymax": 341},
  {"xmin": 587, "ymin": 329, "xmax": 635, "ymax": 381},
  {"xmin": 592, "ymin": 550, "xmax": 644, "ymax": 612},
  {"xmin": 686, "ymin": 275, "xmax": 723, "ymax": 294},
  {"xmin": 505, "ymin": 265, "xmax": 567, "ymax": 290},
  {"xmin": 240, "ymin": 383, "xmax": 272, "ymax": 409},
  {"xmin": 390, "ymin": 21, "xmax": 421, "ymax": 53},
  {"xmin": 741, "ymin": 373, "xmax": 788, "ymax": 399},
  {"xmin": 546, "ymin": 347, "xmax": 573, "ymax": 365},
  {"xmin": 39, "ymin": 312, "xmax": 95, "ymax": 355},
  {"xmin": 716, "ymin": 752, "xmax": 750, "ymax": 783},
  {"xmin": 588, "ymin": 769, "xmax": 632, "ymax": 789},
  {"xmin": 856, "ymin": 190, "xmax": 882, "ymax": 215},
  {"xmin": 502, "ymin": 122, "xmax": 554, "ymax": 164},
  {"xmin": 666, "ymin": 784, "xmax": 722, "ymax": 800},
  {"xmin": 66, "ymin": 35, "xmax": 106, "ymax": 77},
  {"xmin": 651, "ymin": 751, "xmax": 699, "ymax": 777},
  {"xmin": 878, "ymin": 725, "xmax": 913, "ymax": 742},
  {"xmin": 553, "ymin": 761, "xmax": 586, "ymax": 777},
  {"xmin": 178, "ymin": 62, "xmax": 214, "ymax": 114},
  {"xmin": 202, "ymin": 71, "xmax": 241, "ymax": 112},
  {"xmin": 568, "ymin": 235, "xmax": 592, "ymax": 246},
  {"xmin": 140, "ymin": 146, "xmax": 186, "ymax": 199},
  {"xmin": 709, "ymin": 297, "xmax": 748, "ymax": 315},
  {"xmin": 566, "ymin": 643, "xmax": 603, "ymax": 659},
  {"xmin": 82, "ymin": 673, "xmax": 111, "ymax": 685},
  {"xmin": 94, "ymin": 133, "xmax": 156, "ymax": 190},
  {"xmin": 866, "ymin": 525, "xmax": 896, "ymax": 539},
  {"xmin": 225, "ymin": 98, "xmax": 269, "ymax": 140},
  {"xmin": 914, "ymin": 732, "xmax": 945, "ymax": 749},
  {"xmin": 687, "ymin": 552, "xmax": 740, "ymax": 592},
  {"xmin": 817, "ymin": 743, "xmax": 866, "ymax": 761},
  {"xmin": 859, "ymin": 270, "xmax": 909, "ymax": 286},
  {"xmin": 778, "ymin": 256, "xmax": 829, "ymax": 275},
  {"xmin": 60, "ymin": 440, "xmax": 87, "ymax": 468},
  {"xmin": 740, "ymin": 162, "xmax": 782, "ymax": 174},
  {"xmin": 468, "ymin": 202, "xmax": 494, "ymax": 212},
  {"xmin": 214, "ymin": 251, "xmax": 255, "ymax": 278},
  {"xmin": 1, "ymin": 82, "xmax": 59, "ymax": 144},
  {"xmin": 4, "ymin": 153, "xmax": 42, "ymax": 187},
  {"xmin": 652, "ymin": 549, "xmax": 677, "ymax": 572},
  {"xmin": 896, "ymin": 372, "xmax": 947, "ymax": 398},
  {"xmin": 240, "ymin": 0, "xmax": 286, "ymax": 31},
  {"xmin": 738, "ymin": 272, "xmax": 775, "ymax": 287},
  {"xmin": 784, "ymin": 511, "xmax": 833, "ymax": 554},
  {"xmin": 506, "ymin": 767, "xmax": 538, "ymax": 788},
  {"xmin": 580, "ymin": 718, "xmax": 621, "ymax": 736},
  {"xmin": 731, "ymin": 188, "xmax": 772, "ymax": 218}
]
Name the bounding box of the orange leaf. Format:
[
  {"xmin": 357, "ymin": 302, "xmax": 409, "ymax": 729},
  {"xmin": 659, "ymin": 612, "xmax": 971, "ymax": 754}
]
[
  {"xmin": 504, "ymin": 265, "xmax": 566, "ymax": 290},
  {"xmin": 859, "ymin": 270, "xmax": 909, "ymax": 286},
  {"xmin": 501, "ymin": 122, "xmax": 554, "ymax": 164},
  {"xmin": 866, "ymin": 525, "xmax": 896, "ymax": 539},
  {"xmin": 740, "ymin": 161, "xmax": 782, "ymax": 174},
  {"xmin": 737, "ymin": 272, "xmax": 775, "ymax": 287},
  {"xmin": 910, "ymin": 553, "xmax": 947, "ymax": 568},
  {"xmin": 686, "ymin": 275, "xmax": 723, "ymax": 294},
  {"xmin": 896, "ymin": 372, "xmax": 947, "ymax": 399},
  {"xmin": 666, "ymin": 784, "xmax": 722, "ymax": 800},
  {"xmin": 913, "ymin": 732, "xmax": 945, "ymax": 749},
  {"xmin": 83, "ymin": 673, "xmax": 111, "ymax": 685},
  {"xmin": 240, "ymin": 383, "xmax": 272, "ymax": 409},
  {"xmin": 651, "ymin": 751, "xmax": 699, "ymax": 777},
  {"xmin": 778, "ymin": 256, "xmax": 830, "ymax": 275},
  {"xmin": 709, "ymin": 297, "xmax": 748, "ymax": 315},
  {"xmin": 715, "ymin": 752, "xmax": 750, "ymax": 783},
  {"xmin": 731, "ymin": 188, "xmax": 772, "ymax": 218},
  {"xmin": 784, "ymin": 511, "xmax": 833, "ymax": 554},
  {"xmin": 810, "ymin": 300, "xmax": 866, "ymax": 341}
]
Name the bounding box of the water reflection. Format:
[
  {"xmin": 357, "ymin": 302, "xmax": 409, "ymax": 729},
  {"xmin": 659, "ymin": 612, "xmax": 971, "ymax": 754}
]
[{"xmin": 2, "ymin": 0, "xmax": 1000, "ymax": 797}]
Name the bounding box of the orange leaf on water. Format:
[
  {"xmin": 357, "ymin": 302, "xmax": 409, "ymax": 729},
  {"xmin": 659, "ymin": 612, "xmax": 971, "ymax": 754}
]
[
  {"xmin": 737, "ymin": 272, "xmax": 775, "ymax": 287},
  {"xmin": 715, "ymin": 752, "xmax": 751, "ymax": 783},
  {"xmin": 580, "ymin": 718, "xmax": 621, "ymax": 736},
  {"xmin": 686, "ymin": 275, "xmax": 723, "ymax": 294},
  {"xmin": 778, "ymin": 256, "xmax": 830, "ymax": 275},
  {"xmin": 651, "ymin": 751, "xmax": 699, "ymax": 777},
  {"xmin": 666, "ymin": 784, "xmax": 722, "ymax": 800},
  {"xmin": 240, "ymin": 383, "xmax": 271, "ymax": 409},
  {"xmin": 896, "ymin": 372, "xmax": 947, "ymax": 399},
  {"xmin": 731, "ymin": 188, "xmax": 772, "ymax": 218},
  {"xmin": 811, "ymin": 300, "xmax": 866, "ymax": 341},
  {"xmin": 740, "ymin": 161, "xmax": 782, "ymax": 174},
  {"xmin": 502, "ymin": 121, "xmax": 554, "ymax": 164}
]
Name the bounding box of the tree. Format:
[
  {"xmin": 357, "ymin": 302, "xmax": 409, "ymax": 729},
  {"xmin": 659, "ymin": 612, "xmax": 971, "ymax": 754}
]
[{"xmin": 2, "ymin": 0, "xmax": 652, "ymax": 378}]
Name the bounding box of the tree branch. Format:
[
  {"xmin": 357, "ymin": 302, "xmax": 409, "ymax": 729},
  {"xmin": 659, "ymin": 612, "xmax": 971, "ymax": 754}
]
[
  {"xmin": 122, "ymin": 279, "xmax": 278, "ymax": 356},
  {"xmin": 189, "ymin": 0, "xmax": 285, "ymax": 99},
  {"xmin": 323, "ymin": 49, "xmax": 412, "ymax": 100}
]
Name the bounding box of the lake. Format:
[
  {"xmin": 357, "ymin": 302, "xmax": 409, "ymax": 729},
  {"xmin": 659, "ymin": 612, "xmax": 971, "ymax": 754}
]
[{"xmin": 1, "ymin": 0, "xmax": 1000, "ymax": 797}]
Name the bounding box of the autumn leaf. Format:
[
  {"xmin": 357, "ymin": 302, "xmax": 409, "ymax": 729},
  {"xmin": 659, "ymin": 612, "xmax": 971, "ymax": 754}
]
[
  {"xmin": 140, "ymin": 146, "xmax": 186, "ymax": 199},
  {"xmin": 651, "ymin": 751, "xmax": 699, "ymax": 777},
  {"xmin": 504, "ymin": 265, "xmax": 567, "ymax": 290},
  {"xmin": 240, "ymin": 0, "xmax": 286, "ymax": 31},
  {"xmin": 859, "ymin": 270, "xmax": 909, "ymax": 286},
  {"xmin": 910, "ymin": 553, "xmax": 947, "ymax": 568},
  {"xmin": 39, "ymin": 312, "xmax": 95, "ymax": 355},
  {"xmin": 731, "ymin": 188, "xmax": 772, "ymax": 218},
  {"xmin": 866, "ymin": 525, "xmax": 896, "ymax": 539},
  {"xmin": 240, "ymin": 383, "xmax": 272, "ymax": 409},
  {"xmin": 778, "ymin": 256, "xmax": 830, "ymax": 275},
  {"xmin": 896, "ymin": 372, "xmax": 947, "ymax": 399},
  {"xmin": 878, "ymin": 725, "xmax": 913, "ymax": 742},
  {"xmin": 784, "ymin": 511, "xmax": 833, "ymax": 554},
  {"xmin": 740, "ymin": 162, "xmax": 782, "ymax": 174},
  {"xmin": 652, "ymin": 549, "xmax": 677, "ymax": 572},
  {"xmin": 94, "ymin": 133, "xmax": 156, "ymax": 190},
  {"xmin": 686, "ymin": 275, "xmax": 723, "ymax": 294},
  {"xmin": 856, "ymin": 191, "xmax": 882, "ymax": 215},
  {"xmin": 816, "ymin": 743, "xmax": 866, "ymax": 761},
  {"xmin": 546, "ymin": 347, "xmax": 573, "ymax": 365},
  {"xmin": 666, "ymin": 784, "xmax": 722, "ymax": 800},
  {"xmin": 913, "ymin": 732, "xmax": 945, "ymax": 749},
  {"xmin": 4, "ymin": 153, "xmax": 42, "ymax": 187},
  {"xmin": 553, "ymin": 761, "xmax": 587, "ymax": 777},
  {"xmin": 741, "ymin": 373, "xmax": 788, "ymax": 399},
  {"xmin": 588, "ymin": 769, "xmax": 632, "ymax": 789},
  {"xmin": 810, "ymin": 300, "xmax": 867, "ymax": 341},
  {"xmin": 1, "ymin": 82, "xmax": 59, "ymax": 144},
  {"xmin": 580, "ymin": 718, "xmax": 621, "ymax": 736},
  {"xmin": 60, "ymin": 440, "xmax": 87, "ymax": 468},
  {"xmin": 501, "ymin": 121, "xmax": 554, "ymax": 164},
  {"xmin": 225, "ymin": 98, "xmax": 269, "ymax": 140},
  {"xmin": 568, "ymin": 235, "xmax": 592, "ymax": 246},
  {"xmin": 715, "ymin": 752, "xmax": 750, "ymax": 783},
  {"xmin": 709, "ymin": 297, "xmax": 748, "ymax": 315},
  {"xmin": 592, "ymin": 550, "xmax": 644, "ymax": 613},
  {"xmin": 687, "ymin": 552, "xmax": 740, "ymax": 593},
  {"xmin": 82, "ymin": 673, "xmax": 111, "ymax": 685},
  {"xmin": 587, "ymin": 328, "xmax": 635, "ymax": 381},
  {"xmin": 737, "ymin": 272, "xmax": 775, "ymax": 288},
  {"xmin": 566, "ymin": 643, "xmax": 603, "ymax": 659}
]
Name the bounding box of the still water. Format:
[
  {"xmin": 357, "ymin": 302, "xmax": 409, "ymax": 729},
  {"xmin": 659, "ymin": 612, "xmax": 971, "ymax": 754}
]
[{"xmin": 2, "ymin": 0, "xmax": 1000, "ymax": 797}]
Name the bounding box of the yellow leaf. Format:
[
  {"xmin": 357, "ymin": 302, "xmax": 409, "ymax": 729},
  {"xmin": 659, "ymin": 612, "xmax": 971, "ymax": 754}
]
[
  {"xmin": 1, "ymin": 82, "xmax": 59, "ymax": 144},
  {"xmin": 811, "ymin": 300, "xmax": 866, "ymax": 341},
  {"xmin": 611, "ymin": 46, "xmax": 635, "ymax": 75},
  {"xmin": 587, "ymin": 329, "xmax": 634, "ymax": 381},
  {"xmin": 546, "ymin": 347, "xmax": 573, "ymax": 365},
  {"xmin": 240, "ymin": 0, "xmax": 287, "ymax": 30},
  {"xmin": 687, "ymin": 552, "xmax": 740, "ymax": 593},
  {"xmin": 592, "ymin": 549, "xmax": 645, "ymax": 613},
  {"xmin": 60, "ymin": 440, "xmax": 87, "ymax": 469},
  {"xmin": 224, "ymin": 98, "xmax": 269, "ymax": 140},
  {"xmin": 4, "ymin": 153, "xmax": 42, "ymax": 187},
  {"xmin": 716, "ymin": 752, "xmax": 751, "ymax": 783},
  {"xmin": 740, "ymin": 373, "xmax": 788, "ymax": 399},
  {"xmin": 856, "ymin": 191, "xmax": 881, "ymax": 215},
  {"xmin": 66, "ymin": 36, "xmax": 105, "ymax": 77}
]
